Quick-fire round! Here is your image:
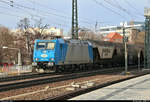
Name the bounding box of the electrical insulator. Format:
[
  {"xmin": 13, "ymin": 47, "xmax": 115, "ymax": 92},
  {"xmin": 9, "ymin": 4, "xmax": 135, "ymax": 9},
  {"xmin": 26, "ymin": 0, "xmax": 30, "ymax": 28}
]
[{"xmin": 10, "ymin": 0, "xmax": 13, "ymax": 7}]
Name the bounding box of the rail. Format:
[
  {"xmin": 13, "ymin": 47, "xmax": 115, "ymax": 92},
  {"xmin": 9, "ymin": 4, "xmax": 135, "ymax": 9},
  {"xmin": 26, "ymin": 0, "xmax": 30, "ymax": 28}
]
[
  {"xmin": 0, "ymin": 66, "xmax": 140, "ymax": 93},
  {"xmin": 45, "ymin": 69, "xmax": 149, "ymax": 100}
]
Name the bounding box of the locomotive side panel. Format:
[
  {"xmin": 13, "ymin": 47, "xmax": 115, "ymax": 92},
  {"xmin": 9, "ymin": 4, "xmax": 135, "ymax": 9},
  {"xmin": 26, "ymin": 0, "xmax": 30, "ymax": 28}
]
[{"xmin": 64, "ymin": 43, "xmax": 92, "ymax": 64}]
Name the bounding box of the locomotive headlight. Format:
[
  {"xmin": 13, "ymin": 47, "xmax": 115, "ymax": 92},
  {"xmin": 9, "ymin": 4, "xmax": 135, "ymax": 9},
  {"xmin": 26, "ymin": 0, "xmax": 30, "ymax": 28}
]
[
  {"xmin": 35, "ymin": 58, "xmax": 39, "ymax": 61},
  {"xmin": 51, "ymin": 58, "xmax": 54, "ymax": 61}
]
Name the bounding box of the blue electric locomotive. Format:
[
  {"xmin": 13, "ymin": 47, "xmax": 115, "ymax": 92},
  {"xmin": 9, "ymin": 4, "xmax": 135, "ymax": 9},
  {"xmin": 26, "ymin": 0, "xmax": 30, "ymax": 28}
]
[{"xmin": 32, "ymin": 38, "xmax": 93, "ymax": 72}]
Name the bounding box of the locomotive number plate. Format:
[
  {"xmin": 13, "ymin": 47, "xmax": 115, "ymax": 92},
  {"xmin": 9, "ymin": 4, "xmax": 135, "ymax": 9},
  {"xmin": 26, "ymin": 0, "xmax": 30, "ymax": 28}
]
[{"xmin": 41, "ymin": 54, "xmax": 48, "ymax": 58}]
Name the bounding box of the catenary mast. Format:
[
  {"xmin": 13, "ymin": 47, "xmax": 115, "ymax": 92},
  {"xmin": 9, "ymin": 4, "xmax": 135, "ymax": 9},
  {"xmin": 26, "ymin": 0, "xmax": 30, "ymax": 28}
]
[
  {"xmin": 72, "ymin": 0, "xmax": 78, "ymax": 39},
  {"xmin": 144, "ymin": 8, "xmax": 150, "ymax": 68}
]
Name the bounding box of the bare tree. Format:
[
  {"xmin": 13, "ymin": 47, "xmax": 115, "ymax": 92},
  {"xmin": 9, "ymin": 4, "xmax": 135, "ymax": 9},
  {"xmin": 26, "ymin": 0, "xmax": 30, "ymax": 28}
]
[
  {"xmin": 17, "ymin": 17, "xmax": 31, "ymax": 54},
  {"xmin": 34, "ymin": 18, "xmax": 42, "ymax": 28},
  {"xmin": 17, "ymin": 18, "xmax": 49, "ymax": 64},
  {"xmin": 17, "ymin": 18, "xmax": 30, "ymax": 31},
  {"xmin": 0, "ymin": 26, "xmax": 16, "ymax": 63},
  {"xmin": 17, "ymin": 17, "xmax": 34, "ymax": 64}
]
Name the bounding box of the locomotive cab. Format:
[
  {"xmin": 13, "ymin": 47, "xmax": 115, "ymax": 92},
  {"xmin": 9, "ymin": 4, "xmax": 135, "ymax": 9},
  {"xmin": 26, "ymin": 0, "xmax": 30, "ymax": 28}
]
[{"xmin": 32, "ymin": 39, "xmax": 56, "ymax": 71}]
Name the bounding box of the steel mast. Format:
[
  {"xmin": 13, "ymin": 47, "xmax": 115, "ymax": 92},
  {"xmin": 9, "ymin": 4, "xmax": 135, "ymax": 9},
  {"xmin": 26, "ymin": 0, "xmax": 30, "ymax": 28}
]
[
  {"xmin": 144, "ymin": 8, "xmax": 150, "ymax": 68},
  {"xmin": 72, "ymin": 0, "xmax": 78, "ymax": 39}
]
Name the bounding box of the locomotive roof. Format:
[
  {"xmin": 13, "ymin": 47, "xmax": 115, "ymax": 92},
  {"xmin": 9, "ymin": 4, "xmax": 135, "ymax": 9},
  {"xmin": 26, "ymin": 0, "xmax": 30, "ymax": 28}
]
[
  {"xmin": 35, "ymin": 39, "xmax": 92, "ymax": 45},
  {"xmin": 66, "ymin": 39, "xmax": 94, "ymax": 46}
]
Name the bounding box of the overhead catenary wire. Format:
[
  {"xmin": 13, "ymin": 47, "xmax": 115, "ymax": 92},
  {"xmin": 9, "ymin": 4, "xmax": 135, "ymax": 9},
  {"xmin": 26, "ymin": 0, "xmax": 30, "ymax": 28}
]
[
  {"xmin": 26, "ymin": 0, "xmax": 69, "ymax": 16},
  {"xmin": 0, "ymin": 3, "xmax": 44, "ymax": 20},
  {"xmin": 0, "ymin": 0, "xmax": 125, "ymax": 30},
  {"xmin": 25, "ymin": 0, "xmax": 102, "ymax": 24},
  {"xmin": 123, "ymin": 0, "xmax": 143, "ymax": 16},
  {"xmin": 0, "ymin": 6, "xmax": 72, "ymax": 29},
  {"xmin": 103, "ymin": 0, "xmax": 134, "ymax": 19},
  {"xmin": 109, "ymin": 0, "xmax": 143, "ymax": 19},
  {"xmin": 0, "ymin": 0, "xmax": 71, "ymax": 27},
  {"xmin": 0, "ymin": 0, "xmax": 99, "ymax": 26},
  {"xmin": 0, "ymin": 0, "xmax": 113, "ymax": 30},
  {"xmin": 0, "ymin": 0, "xmax": 96, "ymax": 33},
  {"xmin": 92, "ymin": 0, "xmax": 126, "ymax": 20},
  {"xmin": 92, "ymin": 0, "xmax": 145, "ymax": 23},
  {"xmin": 106, "ymin": 0, "xmax": 144, "ymax": 20},
  {"xmin": 0, "ymin": 0, "xmax": 44, "ymax": 19},
  {"xmin": 0, "ymin": 11, "xmax": 71, "ymax": 29},
  {"xmin": 0, "ymin": 13, "xmax": 84, "ymax": 31},
  {"xmin": 0, "ymin": 0, "xmax": 70, "ymax": 19},
  {"xmin": 0, "ymin": 10, "xmax": 23, "ymax": 18},
  {"xmin": 14, "ymin": 0, "xmax": 111, "ymax": 26},
  {"xmin": 26, "ymin": 0, "xmax": 94, "ymax": 25},
  {"xmin": 0, "ymin": 3, "xmax": 65, "ymax": 24}
]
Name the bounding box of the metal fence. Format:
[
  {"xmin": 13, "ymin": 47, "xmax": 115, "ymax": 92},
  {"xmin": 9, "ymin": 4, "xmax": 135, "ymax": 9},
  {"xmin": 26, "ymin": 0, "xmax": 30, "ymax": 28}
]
[{"xmin": 0, "ymin": 65, "xmax": 32, "ymax": 77}]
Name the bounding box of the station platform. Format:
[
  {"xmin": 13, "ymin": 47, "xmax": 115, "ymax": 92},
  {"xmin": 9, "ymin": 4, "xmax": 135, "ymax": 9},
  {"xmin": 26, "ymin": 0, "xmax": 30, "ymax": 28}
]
[{"xmin": 70, "ymin": 74, "xmax": 150, "ymax": 100}]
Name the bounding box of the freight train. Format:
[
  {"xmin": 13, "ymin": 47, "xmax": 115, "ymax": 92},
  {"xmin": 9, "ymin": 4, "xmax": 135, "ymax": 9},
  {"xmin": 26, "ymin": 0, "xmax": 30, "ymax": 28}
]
[{"xmin": 32, "ymin": 38, "xmax": 144, "ymax": 72}]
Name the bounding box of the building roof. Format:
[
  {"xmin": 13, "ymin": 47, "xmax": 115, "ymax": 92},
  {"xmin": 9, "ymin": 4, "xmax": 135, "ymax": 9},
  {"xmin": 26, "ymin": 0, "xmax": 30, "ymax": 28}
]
[
  {"xmin": 103, "ymin": 32, "xmax": 123, "ymax": 43},
  {"xmin": 106, "ymin": 32, "xmax": 122, "ymax": 39}
]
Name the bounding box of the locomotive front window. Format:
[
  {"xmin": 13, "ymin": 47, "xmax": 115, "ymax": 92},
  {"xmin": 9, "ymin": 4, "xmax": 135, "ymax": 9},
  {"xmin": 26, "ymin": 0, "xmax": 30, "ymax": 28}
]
[
  {"xmin": 46, "ymin": 42, "xmax": 55, "ymax": 50},
  {"xmin": 37, "ymin": 42, "xmax": 46, "ymax": 49}
]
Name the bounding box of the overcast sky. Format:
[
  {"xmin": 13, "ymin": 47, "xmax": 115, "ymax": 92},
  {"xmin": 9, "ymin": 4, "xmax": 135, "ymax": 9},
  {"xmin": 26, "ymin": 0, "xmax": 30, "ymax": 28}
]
[{"xmin": 0, "ymin": 0, "xmax": 149, "ymax": 34}]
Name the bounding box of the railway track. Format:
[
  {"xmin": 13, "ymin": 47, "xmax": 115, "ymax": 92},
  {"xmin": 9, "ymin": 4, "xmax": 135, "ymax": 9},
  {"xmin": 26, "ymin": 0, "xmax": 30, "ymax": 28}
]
[
  {"xmin": 0, "ymin": 66, "xmax": 139, "ymax": 93},
  {"xmin": 0, "ymin": 66, "xmax": 116, "ymax": 83},
  {"xmin": 0, "ymin": 72, "xmax": 58, "ymax": 83},
  {"xmin": 45, "ymin": 70, "xmax": 148, "ymax": 100},
  {"xmin": 0, "ymin": 64, "xmax": 141, "ymax": 83}
]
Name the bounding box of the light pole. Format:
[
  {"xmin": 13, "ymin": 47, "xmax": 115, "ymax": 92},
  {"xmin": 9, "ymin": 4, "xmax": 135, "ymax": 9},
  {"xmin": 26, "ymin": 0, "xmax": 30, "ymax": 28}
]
[
  {"xmin": 138, "ymin": 52, "xmax": 140, "ymax": 71},
  {"xmin": 122, "ymin": 22, "xmax": 128, "ymax": 75},
  {"xmin": 123, "ymin": 34, "xmax": 128, "ymax": 74},
  {"xmin": 2, "ymin": 46, "xmax": 22, "ymax": 66}
]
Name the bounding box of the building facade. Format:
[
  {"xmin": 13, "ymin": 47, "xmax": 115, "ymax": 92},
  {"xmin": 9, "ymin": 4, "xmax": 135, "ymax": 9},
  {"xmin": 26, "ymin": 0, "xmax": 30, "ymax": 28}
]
[
  {"xmin": 11, "ymin": 27, "xmax": 64, "ymax": 37},
  {"xmin": 99, "ymin": 21, "xmax": 145, "ymax": 37},
  {"xmin": 42, "ymin": 27, "xmax": 63, "ymax": 37}
]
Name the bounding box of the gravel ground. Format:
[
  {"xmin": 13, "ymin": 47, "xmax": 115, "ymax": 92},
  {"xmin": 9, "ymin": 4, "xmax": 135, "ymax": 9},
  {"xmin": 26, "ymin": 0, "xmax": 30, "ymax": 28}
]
[{"xmin": 0, "ymin": 69, "xmax": 149, "ymax": 100}]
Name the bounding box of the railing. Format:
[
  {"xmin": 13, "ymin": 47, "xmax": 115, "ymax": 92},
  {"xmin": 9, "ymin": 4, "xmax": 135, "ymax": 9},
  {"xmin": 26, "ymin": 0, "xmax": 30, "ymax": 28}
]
[{"xmin": 0, "ymin": 65, "xmax": 32, "ymax": 77}]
